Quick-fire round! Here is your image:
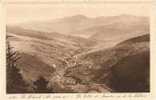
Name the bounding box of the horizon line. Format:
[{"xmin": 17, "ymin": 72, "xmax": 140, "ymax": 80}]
[{"xmin": 7, "ymin": 14, "xmax": 149, "ymax": 25}]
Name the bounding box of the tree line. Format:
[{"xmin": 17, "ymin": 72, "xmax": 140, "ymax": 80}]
[{"xmin": 6, "ymin": 36, "xmax": 53, "ymax": 93}]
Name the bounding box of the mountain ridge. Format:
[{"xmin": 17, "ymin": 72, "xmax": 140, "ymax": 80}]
[{"xmin": 8, "ymin": 14, "xmax": 149, "ymax": 38}]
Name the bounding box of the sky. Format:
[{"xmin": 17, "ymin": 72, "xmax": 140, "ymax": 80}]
[{"xmin": 6, "ymin": 1, "xmax": 151, "ymax": 24}]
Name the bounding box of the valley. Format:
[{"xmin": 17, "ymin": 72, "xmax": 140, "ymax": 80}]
[{"xmin": 6, "ymin": 15, "xmax": 150, "ymax": 93}]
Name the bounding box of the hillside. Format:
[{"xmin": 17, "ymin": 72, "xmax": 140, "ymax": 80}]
[
  {"xmin": 7, "ymin": 26, "xmax": 93, "ymax": 81},
  {"xmin": 65, "ymin": 34, "xmax": 149, "ymax": 92}
]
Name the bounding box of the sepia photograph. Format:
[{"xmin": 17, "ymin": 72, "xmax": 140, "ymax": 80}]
[{"xmin": 6, "ymin": 2, "xmax": 150, "ymax": 93}]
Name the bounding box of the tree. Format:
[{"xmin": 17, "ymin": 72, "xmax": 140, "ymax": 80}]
[
  {"xmin": 33, "ymin": 76, "xmax": 53, "ymax": 93},
  {"xmin": 6, "ymin": 37, "xmax": 28, "ymax": 93}
]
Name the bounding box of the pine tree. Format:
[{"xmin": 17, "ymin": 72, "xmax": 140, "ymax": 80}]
[{"xmin": 6, "ymin": 37, "xmax": 28, "ymax": 93}]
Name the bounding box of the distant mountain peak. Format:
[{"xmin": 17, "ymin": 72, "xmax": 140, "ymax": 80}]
[
  {"xmin": 62, "ymin": 14, "xmax": 88, "ymax": 22},
  {"xmin": 71, "ymin": 14, "xmax": 88, "ymax": 18}
]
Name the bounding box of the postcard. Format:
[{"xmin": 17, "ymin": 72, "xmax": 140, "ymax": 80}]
[{"xmin": 0, "ymin": 0, "xmax": 156, "ymax": 100}]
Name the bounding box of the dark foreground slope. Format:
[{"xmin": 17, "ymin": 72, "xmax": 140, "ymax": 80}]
[
  {"xmin": 110, "ymin": 34, "xmax": 150, "ymax": 92},
  {"xmin": 65, "ymin": 34, "xmax": 150, "ymax": 92}
]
